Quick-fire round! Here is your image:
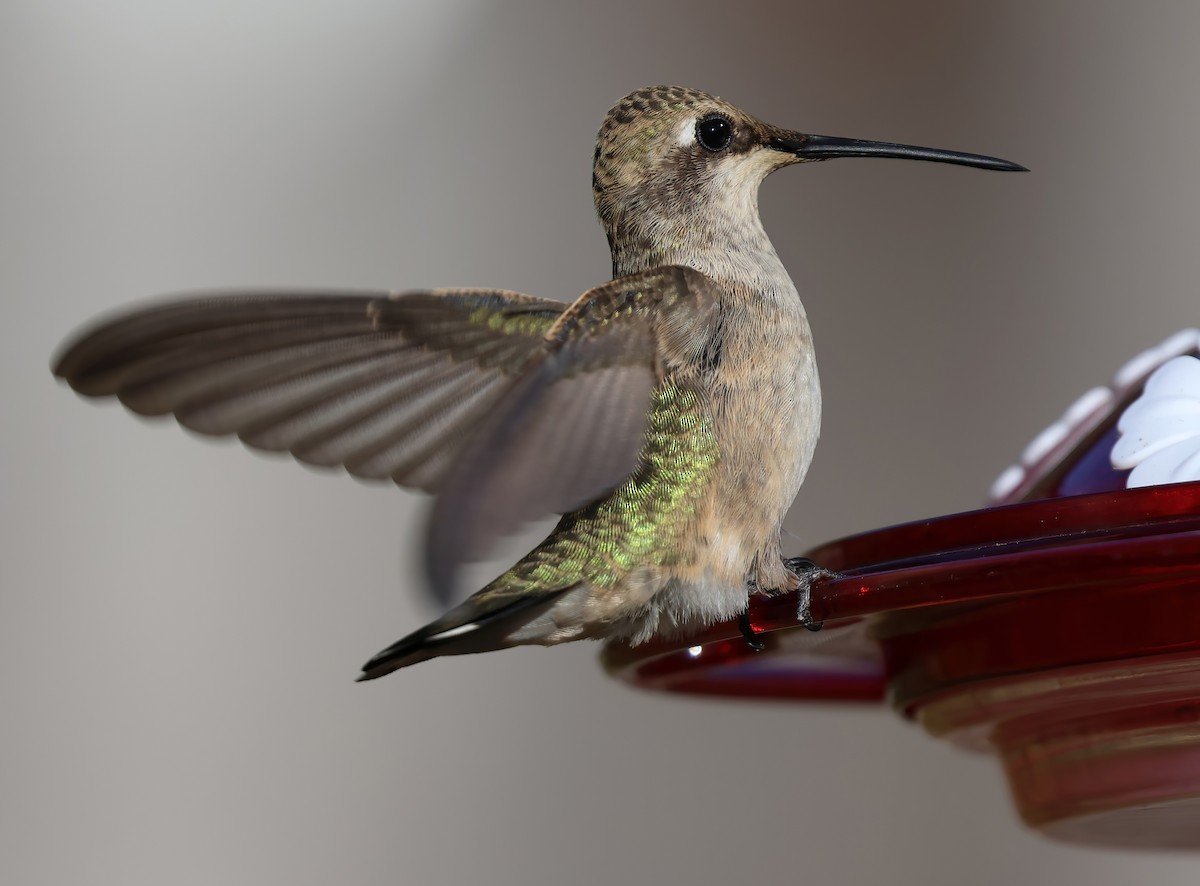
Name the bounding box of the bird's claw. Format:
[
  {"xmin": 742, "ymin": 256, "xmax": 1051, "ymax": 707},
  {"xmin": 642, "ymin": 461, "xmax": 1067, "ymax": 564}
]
[
  {"xmin": 738, "ymin": 611, "xmax": 766, "ymax": 651},
  {"xmin": 743, "ymin": 556, "xmax": 836, "ymax": 636},
  {"xmin": 783, "ymin": 556, "xmax": 837, "ymax": 632}
]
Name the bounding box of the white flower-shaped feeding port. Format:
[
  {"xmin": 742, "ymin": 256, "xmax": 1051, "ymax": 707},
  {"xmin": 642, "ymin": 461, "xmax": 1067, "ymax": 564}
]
[
  {"xmin": 1112, "ymin": 355, "xmax": 1200, "ymax": 487},
  {"xmin": 988, "ymin": 328, "xmax": 1200, "ymax": 504}
]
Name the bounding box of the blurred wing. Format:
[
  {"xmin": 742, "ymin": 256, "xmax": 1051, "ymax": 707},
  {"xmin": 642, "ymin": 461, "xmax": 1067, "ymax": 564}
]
[
  {"xmin": 427, "ymin": 265, "xmax": 724, "ymax": 599},
  {"xmin": 53, "ymin": 289, "xmax": 564, "ymax": 490}
]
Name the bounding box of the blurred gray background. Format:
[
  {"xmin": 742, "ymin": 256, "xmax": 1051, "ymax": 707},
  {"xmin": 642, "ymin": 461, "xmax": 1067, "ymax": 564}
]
[{"xmin": 5, "ymin": 1, "xmax": 1199, "ymax": 883}]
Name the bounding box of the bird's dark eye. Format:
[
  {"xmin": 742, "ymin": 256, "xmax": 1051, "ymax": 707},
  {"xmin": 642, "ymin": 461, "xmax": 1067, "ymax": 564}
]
[{"xmin": 696, "ymin": 115, "xmax": 733, "ymax": 152}]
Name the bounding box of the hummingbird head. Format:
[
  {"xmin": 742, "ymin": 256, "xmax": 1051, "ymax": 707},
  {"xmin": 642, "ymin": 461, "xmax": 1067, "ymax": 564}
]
[
  {"xmin": 592, "ymin": 85, "xmax": 1024, "ymax": 279},
  {"xmin": 592, "ymin": 86, "xmax": 786, "ymax": 273}
]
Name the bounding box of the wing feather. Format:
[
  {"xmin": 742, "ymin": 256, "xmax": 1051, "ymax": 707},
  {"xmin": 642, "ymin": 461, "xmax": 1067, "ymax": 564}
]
[
  {"xmin": 426, "ymin": 265, "xmax": 723, "ymax": 600},
  {"xmin": 186, "ymin": 348, "xmax": 447, "ymax": 440},
  {"xmin": 53, "ymin": 270, "xmax": 724, "ymax": 606},
  {"xmin": 53, "ymin": 289, "xmax": 564, "ymax": 492}
]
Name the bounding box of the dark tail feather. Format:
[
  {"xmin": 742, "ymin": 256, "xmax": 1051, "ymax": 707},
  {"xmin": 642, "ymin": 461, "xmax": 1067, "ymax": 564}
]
[{"xmin": 356, "ymin": 590, "xmax": 568, "ymax": 681}]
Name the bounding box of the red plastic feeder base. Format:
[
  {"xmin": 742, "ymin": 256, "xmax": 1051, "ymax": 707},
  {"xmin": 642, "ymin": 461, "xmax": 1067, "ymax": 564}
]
[{"xmin": 601, "ymin": 481, "xmax": 1200, "ymax": 849}]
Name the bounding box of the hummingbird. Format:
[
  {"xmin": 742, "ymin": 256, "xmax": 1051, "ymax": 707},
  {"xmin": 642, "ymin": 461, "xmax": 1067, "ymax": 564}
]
[{"xmin": 52, "ymin": 85, "xmax": 1024, "ymax": 680}]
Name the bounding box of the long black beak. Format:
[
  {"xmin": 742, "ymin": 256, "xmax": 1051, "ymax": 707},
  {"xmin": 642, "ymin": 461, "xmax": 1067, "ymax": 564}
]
[{"xmin": 770, "ymin": 133, "xmax": 1026, "ymax": 172}]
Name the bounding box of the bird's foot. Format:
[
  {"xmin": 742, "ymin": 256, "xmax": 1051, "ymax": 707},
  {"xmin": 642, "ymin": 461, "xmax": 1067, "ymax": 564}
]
[
  {"xmin": 783, "ymin": 556, "xmax": 838, "ymax": 632},
  {"xmin": 738, "ymin": 610, "xmax": 766, "ymax": 652}
]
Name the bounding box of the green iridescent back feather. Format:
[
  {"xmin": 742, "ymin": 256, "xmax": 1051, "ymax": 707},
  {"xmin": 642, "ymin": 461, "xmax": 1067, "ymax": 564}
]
[{"xmin": 486, "ymin": 379, "xmax": 717, "ymax": 596}]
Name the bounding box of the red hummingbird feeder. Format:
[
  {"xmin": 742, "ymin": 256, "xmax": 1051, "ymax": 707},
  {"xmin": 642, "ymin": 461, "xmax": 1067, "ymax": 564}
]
[{"xmin": 603, "ymin": 330, "xmax": 1200, "ymax": 850}]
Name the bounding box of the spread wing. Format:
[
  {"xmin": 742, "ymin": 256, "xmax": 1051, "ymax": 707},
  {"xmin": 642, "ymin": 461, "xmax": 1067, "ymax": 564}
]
[
  {"xmin": 426, "ymin": 265, "xmax": 723, "ymax": 600},
  {"xmin": 52, "ymin": 266, "xmax": 725, "ymax": 603},
  {"xmin": 53, "ymin": 289, "xmax": 564, "ymax": 491}
]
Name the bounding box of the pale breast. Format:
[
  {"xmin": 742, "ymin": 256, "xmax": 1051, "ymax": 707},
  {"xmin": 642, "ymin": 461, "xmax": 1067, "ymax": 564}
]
[{"xmin": 698, "ymin": 286, "xmax": 821, "ymax": 586}]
